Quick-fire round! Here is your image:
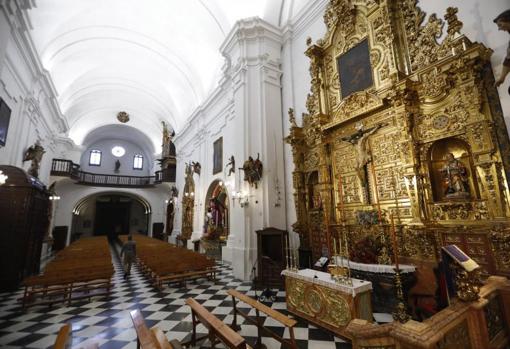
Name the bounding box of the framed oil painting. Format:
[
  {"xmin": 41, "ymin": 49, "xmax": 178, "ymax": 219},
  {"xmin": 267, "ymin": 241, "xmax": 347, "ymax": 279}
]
[
  {"xmin": 0, "ymin": 97, "xmax": 11, "ymax": 147},
  {"xmin": 213, "ymin": 137, "xmax": 223, "ymax": 174},
  {"xmin": 337, "ymin": 39, "xmax": 373, "ymax": 99}
]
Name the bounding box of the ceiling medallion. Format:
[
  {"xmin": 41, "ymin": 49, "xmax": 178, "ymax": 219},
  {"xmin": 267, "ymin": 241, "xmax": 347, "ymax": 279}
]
[{"xmin": 117, "ymin": 111, "xmax": 130, "ymax": 123}]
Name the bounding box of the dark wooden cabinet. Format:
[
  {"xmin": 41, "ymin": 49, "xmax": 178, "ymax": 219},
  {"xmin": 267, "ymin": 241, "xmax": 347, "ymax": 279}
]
[
  {"xmin": 255, "ymin": 227, "xmax": 288, "ymax": 288},
  {"xmin": 0, "ymin": 166, "xmax": 50, "ymax": 291}
]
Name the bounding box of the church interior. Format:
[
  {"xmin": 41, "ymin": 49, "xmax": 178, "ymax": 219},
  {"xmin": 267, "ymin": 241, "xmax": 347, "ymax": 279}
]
[{"xmin": 1, "ymin": 0, "xmax": 510, "ymax": 348}]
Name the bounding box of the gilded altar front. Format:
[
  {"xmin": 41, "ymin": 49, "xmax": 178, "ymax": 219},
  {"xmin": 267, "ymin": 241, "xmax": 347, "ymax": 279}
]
[
  {"xmin": 287, "ymin": 0, "xmax": 510, "ymax": 277},
  {"xmin": 283, "ymin": 269, "xmax": 372, "ymax": 339}
]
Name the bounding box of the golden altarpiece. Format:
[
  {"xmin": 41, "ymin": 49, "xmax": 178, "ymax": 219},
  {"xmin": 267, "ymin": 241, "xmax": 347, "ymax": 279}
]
[
  {"xmin": 285, "ymin": 1, "xmax": 510, "ymax": 347},
  {"xmin": 287, "ymin": 0, "xmax": 510, "ymax": 280}
]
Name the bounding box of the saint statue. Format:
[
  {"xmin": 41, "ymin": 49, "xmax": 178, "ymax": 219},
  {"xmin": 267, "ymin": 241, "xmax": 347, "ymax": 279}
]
[
  {"xmin": 441, "ymin": 153, "xmax": 470, "ymax": 199},
  {"xmin": 114, "ymin": 159, "xmax": 121, "ymax": 173},
  {"xmin": 341, "ymin": 123, "xmax": 386, "ymax": 186},
  {"xmin": 162, "ymin": 121, "xmax": 171, "ymax": 158}
]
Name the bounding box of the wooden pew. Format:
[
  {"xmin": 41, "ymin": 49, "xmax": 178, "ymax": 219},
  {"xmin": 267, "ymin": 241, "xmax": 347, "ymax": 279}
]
[
  {"xmin": 53, "ymin": 323, "xmax": 71, "ymax": 349},
  {"xmin": 227, "ymin": 289, "xmax": 297, "ymax": 349},
  {"xmin": 21, "ymin": 237, "xmax": 114, "ymax": 309},
  {"xmin": 120, "ymin": 234, "xmax": 216, "ymax": 290},
  {"xmin": 185, "ymin": 298, "xmax": 250, "ymax": 349},
  {"xmin": 130, "ymin": 309, "xmax": 161, "ymax": 349}
]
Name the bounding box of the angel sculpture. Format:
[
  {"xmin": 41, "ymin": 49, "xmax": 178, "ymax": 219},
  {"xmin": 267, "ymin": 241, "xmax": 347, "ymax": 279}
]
[
  {"xmin": 226, "ymin": 155, "xmax": 235, "ymax": 176},
  {"xmin": 23, "ymin": 141, "xmax": 45, "ymax": 178}
]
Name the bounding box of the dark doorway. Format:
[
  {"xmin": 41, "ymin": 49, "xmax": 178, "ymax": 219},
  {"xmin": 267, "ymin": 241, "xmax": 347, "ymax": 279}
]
[{"xmin": 94, "ymin": 197, "xmax": 131, "ymax": 239}]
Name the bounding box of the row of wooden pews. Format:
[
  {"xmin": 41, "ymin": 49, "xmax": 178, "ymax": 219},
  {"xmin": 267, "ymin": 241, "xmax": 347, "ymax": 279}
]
[
  {"xmin": 21, "ymin": 237, "xmax": 114, "ymax": 309},
  {"xmin": 120, "ymin": 234, "xmax": 217, "ymax": 289},
  {"xmin": 131, "ymin": 289, "xmax": 299, "ymax": 349}
]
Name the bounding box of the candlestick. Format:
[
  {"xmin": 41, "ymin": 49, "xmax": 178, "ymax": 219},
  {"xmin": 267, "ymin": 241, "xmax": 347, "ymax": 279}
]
[
  {"xmin": 369, "ymin": 159, "xmax": 382, "ymax": 223},
  {"xmin": 338, "ymin": 174, "xmax": 345, "ymax": 223},
  {"xmin": 390, "ymin": 214, "xmax": 400, "ymax": 270}
]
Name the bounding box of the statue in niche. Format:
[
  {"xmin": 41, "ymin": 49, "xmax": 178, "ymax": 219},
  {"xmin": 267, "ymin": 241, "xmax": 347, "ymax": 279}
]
[
  {"xmin": 23, "ymin": 140, "xmax": 45, "ymax": 178},
  {"xmin": 226, "ymin": 155, "xmax": 235, "ymax": 176},
  {"xmin": 441, "ymin": 153, "xmax": 470, "ymax": 199},
  {"xmin": 202, "ymin": 198, "xmax": 224, "ymax": 240},
  {"xmin": 341, "ymin": 122, "xmax": 386, "ymax": 186},
  {"xmin": 240, "ymin": 153, "xmax": 263, "ymax": 188},
  {"xmin": 114, "ymin": 160, "xmax": 121, "ymax": 173}
]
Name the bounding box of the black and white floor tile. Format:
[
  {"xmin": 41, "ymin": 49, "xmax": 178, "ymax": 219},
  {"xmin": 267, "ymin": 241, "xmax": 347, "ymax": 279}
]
[{"xmin": 0, "ymin": 244, "xmax": 392, "ymax": 349}]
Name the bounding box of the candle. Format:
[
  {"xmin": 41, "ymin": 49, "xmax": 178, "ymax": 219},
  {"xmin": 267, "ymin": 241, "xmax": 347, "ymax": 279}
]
[
  {"xmin": 339, "ymin": 234, "xmax": 344, "ymax": 268},
  {"xmin": 462, "ymin": 40, "xmax": 466, "ymax": 51},
  {"xmin": 338, "ymin": 175, "xmax": 345, "ymax": 223},
  {"xmin": 370, "ymin": 161, "xmax": 382, "ymax": 223},
  {"xmin": 390, "ymin": 214, "xmax": 400, "ymax": 270}
]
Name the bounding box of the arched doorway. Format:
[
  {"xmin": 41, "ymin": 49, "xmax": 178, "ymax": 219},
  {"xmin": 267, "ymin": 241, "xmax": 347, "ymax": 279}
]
[
  {"xmin": 204, "ymin": 179, "xmax": 230, "ymax": 240},
  {"xmin": 71, "ymin": 192, "xmax": 151, "ymax": 242}
]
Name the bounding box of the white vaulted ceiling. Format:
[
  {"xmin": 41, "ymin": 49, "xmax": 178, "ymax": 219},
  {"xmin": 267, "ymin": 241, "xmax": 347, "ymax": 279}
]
[{"xmin": 27, "ymin": 0, "xmax": 275, "ymax": 151}]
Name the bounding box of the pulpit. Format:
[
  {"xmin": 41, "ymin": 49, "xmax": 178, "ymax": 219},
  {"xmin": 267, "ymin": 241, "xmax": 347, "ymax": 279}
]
[{"xmin": 255, "ymin": 228, "xmax": 287, "ymax": 288}]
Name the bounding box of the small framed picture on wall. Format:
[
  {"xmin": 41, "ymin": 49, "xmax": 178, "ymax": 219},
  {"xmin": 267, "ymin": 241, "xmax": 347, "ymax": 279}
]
[
  {"xmin": 0, "ymin": 97, "xmax": 11, "ymax": 147},
  {"xmin": 213, "ymin": 137, "xmax": 223, "ymax": 174}
]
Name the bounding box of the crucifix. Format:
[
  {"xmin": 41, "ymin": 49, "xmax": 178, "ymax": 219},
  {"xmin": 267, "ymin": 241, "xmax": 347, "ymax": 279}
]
[{"xmin": 340, "ymin": 122, "xmax": 387, "ymax": 189}]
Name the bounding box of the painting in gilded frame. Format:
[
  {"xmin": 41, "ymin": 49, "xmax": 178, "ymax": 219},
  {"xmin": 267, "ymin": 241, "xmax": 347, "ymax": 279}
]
[
  {"xmin": 213, "ymin": 137, "xmax": 223, "ymax": 174},
  {"xmin": 337, "ymin": 39, "xmax": 373, "ymax": 99}
]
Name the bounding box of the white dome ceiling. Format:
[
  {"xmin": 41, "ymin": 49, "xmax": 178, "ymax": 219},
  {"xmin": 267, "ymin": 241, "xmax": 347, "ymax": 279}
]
[{"xmin": 27, "ymin": 0, "xmax": 275, "ymax": 150}]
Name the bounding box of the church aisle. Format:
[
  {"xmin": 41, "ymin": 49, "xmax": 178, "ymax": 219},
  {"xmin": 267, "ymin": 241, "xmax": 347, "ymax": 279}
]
[{"xmin": 0, "ymin": 244, "xmax": 353, "ymax": 349}]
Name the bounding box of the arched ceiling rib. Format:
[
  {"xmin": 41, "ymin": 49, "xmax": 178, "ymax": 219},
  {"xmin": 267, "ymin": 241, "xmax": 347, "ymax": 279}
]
[{"xmin": 27, "ymin": 0, "xmax": 272, "ymax": 149}]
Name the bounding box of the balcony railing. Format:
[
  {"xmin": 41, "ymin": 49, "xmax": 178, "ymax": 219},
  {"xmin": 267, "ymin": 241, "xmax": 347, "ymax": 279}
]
[
  {"xmin": 51, "ymin": 158, "xmax": 80, "ymax": 179},
  {"xmin": 51, "ymin": 159, "xmax": 162, "ymax": 188},
  {"xmin": 155, "ymin": 167, "xmax": 176, "ymax": 183}
]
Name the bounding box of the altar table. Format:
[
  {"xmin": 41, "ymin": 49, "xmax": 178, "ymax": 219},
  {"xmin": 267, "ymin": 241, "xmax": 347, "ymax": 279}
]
[{"xmin": 282, "ymin": 269, "xmax": 372, "ymax": 339}]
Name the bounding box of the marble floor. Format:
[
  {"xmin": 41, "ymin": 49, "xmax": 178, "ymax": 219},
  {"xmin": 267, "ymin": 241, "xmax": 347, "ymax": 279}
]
[{"xmin": 0, "ymin": 244, "xmax": 391, "ymax": 348}]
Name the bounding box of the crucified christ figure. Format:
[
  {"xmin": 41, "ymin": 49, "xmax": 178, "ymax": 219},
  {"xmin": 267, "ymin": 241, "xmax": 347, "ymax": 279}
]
[{"xmin": 341, "ymin": 122, "xmax": 386, "ymax": 186}]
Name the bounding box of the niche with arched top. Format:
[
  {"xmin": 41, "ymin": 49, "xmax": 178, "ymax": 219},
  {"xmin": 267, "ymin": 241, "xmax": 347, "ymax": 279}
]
[
  {"xmin": 428, "ymin": 138, "xmax": 478, "ymax": 202},
  {"xmin": 203, "ymin": 180, "xmax": 229, "ymax": 240},
  {"xmin": 307, "ymin": 171, "xmax": 321, "ymax": 210}
]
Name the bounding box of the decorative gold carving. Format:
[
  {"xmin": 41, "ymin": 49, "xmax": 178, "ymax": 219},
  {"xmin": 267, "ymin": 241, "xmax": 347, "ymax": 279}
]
[
  {"xmin": 452, "ymin": 263, "xmax": 482, "ymax": 302},
  {"xmin": 429, "ymin": 201, "xmax": 489, "ymax": 221},
  {"xmin": 490, "ymin": 228, "xmax": 510, "ymax": 272},
  {"xmin": 326, "ymin": 92, "xmax": 384, "ymax": 129}
]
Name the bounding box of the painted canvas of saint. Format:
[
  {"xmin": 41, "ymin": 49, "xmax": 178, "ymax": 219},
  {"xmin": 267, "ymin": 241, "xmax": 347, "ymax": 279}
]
[{"xmin": 337, "ymin": 39, "xmax": 374, "ymax": 99}]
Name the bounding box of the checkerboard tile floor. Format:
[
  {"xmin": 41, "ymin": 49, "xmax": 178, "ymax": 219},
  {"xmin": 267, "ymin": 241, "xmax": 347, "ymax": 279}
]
[{"xmin": 0, "ymin": 244, "xmax": 391, "ymax": 349}]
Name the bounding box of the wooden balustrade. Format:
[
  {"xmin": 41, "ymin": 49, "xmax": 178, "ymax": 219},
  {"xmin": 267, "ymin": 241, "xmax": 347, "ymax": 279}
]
[{"xmin": 51, "ymin": 159, "xmax": 160, "ymax": 187}]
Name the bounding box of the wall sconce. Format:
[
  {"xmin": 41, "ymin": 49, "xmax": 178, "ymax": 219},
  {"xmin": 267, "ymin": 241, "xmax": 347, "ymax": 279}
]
[
  {"xmin": 184, "ymin": 192, "xmax": 195, "ymax": 198},
  {"xmin": 232, "ymin": 191, "xmax": 249, "ymax": 208},
  {"xmin": 0, "ymin": 170, "xmax": 8, "ymax": 185},
  {"xmin": 49, "ymin": 195, "xmax": 61, "ymax": 200}
]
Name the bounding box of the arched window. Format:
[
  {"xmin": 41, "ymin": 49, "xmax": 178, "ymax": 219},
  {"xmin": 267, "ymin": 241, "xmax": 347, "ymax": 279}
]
[
  {"xmin": 89, "ymin": 149, "xmax": 101, "ymax": 166},
  {"xmin": 133, "ymin": 154, "xmax": 143, "ymax": 170}
]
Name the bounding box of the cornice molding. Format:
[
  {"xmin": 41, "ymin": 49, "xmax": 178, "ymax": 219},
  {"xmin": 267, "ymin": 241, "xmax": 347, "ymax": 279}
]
[{"xmin": 289, "ymin": 0, "xmax": 328, "ymax": 40}]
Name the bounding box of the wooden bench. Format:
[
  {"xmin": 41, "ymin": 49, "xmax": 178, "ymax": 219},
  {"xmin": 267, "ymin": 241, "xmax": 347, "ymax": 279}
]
[
  {"xmin": 20, "ymin": 237, "xmax": 113, "ymax": 309},
  {"xmin": 228, "ymin": 289, "xmax": 297, "ymax": 349},
  {"xmin": 129, "ymin": 309, "xmax": 182, "ymax": 349},
  {"xmin": 184, "ymin": 298, "xmax": 250, "ymax": 349},
  {"xmin": 53, "ymin": 323, "xmax": 71, "ymax": 349},
  {"xmin": 121, "ymin": 234, "xmax": 216, "ymax": 290}
]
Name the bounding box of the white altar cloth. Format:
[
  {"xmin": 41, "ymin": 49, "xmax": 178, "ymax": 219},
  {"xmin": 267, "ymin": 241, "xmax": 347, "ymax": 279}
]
[
  {"xmin": 333, "ymin": 257, "xmax": 416, "ymax": 274},
  {"xmin": 281, "ymin": 268, "xmax": 372, "ymax": 296}
]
